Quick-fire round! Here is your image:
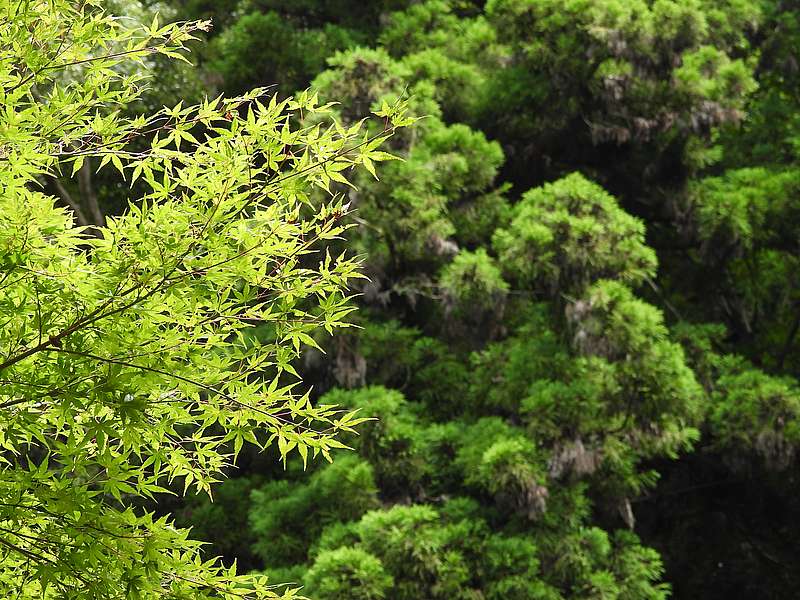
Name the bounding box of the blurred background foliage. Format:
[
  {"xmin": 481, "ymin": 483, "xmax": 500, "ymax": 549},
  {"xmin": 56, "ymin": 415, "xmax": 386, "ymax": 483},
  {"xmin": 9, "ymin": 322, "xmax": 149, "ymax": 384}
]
[{"xmin": 87, "ymin": 0, "xmax": 800, "ymax": 598}]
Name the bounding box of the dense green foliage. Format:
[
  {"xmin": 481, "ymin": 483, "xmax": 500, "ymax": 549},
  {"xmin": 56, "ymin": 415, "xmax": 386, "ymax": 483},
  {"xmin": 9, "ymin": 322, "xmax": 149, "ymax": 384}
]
[
  {"xmin": 0, "ymin": 1, "xmax": 407, "ymax": 596},
  {"xmin": 6, "ymin": 0, "xmax": 800, "ymax": 597}
]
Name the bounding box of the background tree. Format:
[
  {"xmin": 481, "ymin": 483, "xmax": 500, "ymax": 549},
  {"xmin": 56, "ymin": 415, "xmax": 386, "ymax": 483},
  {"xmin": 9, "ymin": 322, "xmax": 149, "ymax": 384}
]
[{"xmin": 32, "ymin": 0, "xmax": 800, "ymax": 598}]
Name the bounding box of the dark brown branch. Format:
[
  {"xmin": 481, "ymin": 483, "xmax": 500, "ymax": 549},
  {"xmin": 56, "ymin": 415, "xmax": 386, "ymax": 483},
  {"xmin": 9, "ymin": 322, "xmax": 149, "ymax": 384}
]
[
  {"xmin": 78, "ymin": 158, "xmax": 104, "ymax": 226},
  {"xmin": 46, "ymin": 176, "xmax": 89, "ymax": 227}
]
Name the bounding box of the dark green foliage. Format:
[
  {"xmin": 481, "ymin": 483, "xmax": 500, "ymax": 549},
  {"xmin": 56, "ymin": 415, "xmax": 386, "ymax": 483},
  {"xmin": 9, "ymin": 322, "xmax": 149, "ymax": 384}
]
[
  {"xmin": 301, "ymin": 496, "xmax": 670, "ymax": 599},
  {"xmin": 481, "ymin": 0, "xmax": 759, "ymax": 145},
  {"xmin": 172, "ymin": 476, "xmax": 264, "ymax": 571},
  {"xmin": 135, "ymin": 0, "xmax": 800, "ymax": 597},
  {"xmin": 304, "ymin": 547, "xmax": 394, "ymax": 599},
  {"xmin": 709, "ymin": 356, "xmax": 800, "ymax": 468},
  {"xmin": 493, "ymin": 173, "xmax": 657, "ymax": 292},
  {"xmin": 209, "ymin": 12, "xmax": 360, "ymax": 94},
  {"xmin": 249, "ymin": 455, "xmax": 379, "ymax": 566},
  {"xmin": 440, "ymin": 248, "xmax": 508, "ymax": 310}
]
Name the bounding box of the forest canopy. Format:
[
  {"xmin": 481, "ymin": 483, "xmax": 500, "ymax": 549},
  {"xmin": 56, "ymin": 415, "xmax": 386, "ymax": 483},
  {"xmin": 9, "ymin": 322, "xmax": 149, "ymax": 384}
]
[{"xmin": 2, "ymin": 0, "xmax": 800, "ymax": 598}]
